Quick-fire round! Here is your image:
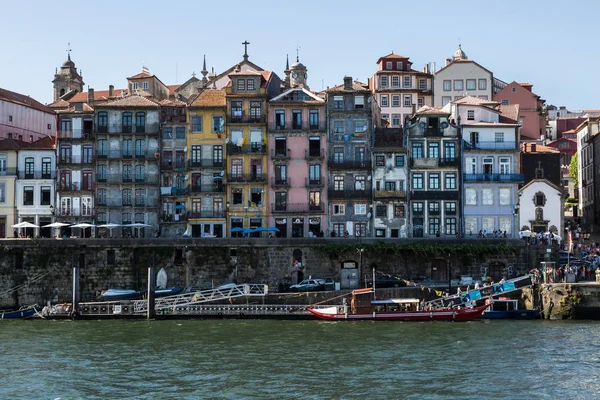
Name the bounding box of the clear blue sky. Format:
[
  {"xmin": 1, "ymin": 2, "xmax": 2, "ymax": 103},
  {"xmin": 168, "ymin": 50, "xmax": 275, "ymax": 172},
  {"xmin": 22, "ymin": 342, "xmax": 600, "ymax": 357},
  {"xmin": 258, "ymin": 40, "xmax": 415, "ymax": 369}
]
[{"xmin": 2, "ymin": 0, "xmax": 598, "ymax": 110}]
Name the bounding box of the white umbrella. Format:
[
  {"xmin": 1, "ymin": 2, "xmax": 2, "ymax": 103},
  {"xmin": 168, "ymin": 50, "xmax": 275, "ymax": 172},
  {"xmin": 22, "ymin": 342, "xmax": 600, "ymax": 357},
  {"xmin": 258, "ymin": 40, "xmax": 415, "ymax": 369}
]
[
  {"xmin": 519, "ymin": 230, "xmax": 532, "ymax": 239},
  {"xmin": 43, "ymin": 222, "xmax": 71, "ymax": 238},
  {"xmin": 545, "ymin": 232, "xmax": 562, "ymax": 241},
  {"xmin": 97, "ymin": 223, "xmax": 121, "ymax": 238},
  {"xmin": 70, "ymin": 223, "xmax": 96, "ymax": 238},
  {"xmin": 12, "ymin": 221, "xmax": 39, "ymax": 229}
]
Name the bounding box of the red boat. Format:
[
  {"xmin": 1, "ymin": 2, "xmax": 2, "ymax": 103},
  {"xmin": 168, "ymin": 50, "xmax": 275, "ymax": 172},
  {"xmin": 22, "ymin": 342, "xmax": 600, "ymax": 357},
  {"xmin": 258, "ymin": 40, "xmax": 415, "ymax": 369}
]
[{"xmin": 308, "ymin": 289, "xmax": 486, "ymax": 322}]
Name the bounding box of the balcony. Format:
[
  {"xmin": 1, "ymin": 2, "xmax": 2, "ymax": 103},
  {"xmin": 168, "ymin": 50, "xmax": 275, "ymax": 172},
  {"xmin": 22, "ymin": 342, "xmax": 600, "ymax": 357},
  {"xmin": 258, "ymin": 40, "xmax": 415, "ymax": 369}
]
[
  {"xmin": 439, "ymin": 158, "xmax": 460, "ymax": 167},
  {"xmin": 374, "ymin": 190, "xmax": 406, "ymax": 199},
  {"xmin": 57, "ymin": 129, "xmax": 93, "ymax": 140},
  {"xmin": 161, "ymin": 187, "xmax": 189, "ymax": 196},
  {"xmin": 190, "ymin": 184, "xmax": 225, "ymax": 193},
  {"xmin": 188, "ymin": 159, "xmax": 225, "ymax": 168},
  {"xmin": 410, "ymin": 190, "xmax": 459, "ymax": 201},
  {"xmin": 328, "ymin": 158, "xmax": 371, "ymax": 170},
  {"xmin": 59, "ymin": 182, "xmax": 96, "ymax": 192},
  {"xmin": 96, "ymin": 125, "xmax": 108, "ymax": 133},
  {"xmin": 271, "ymin": 202, "xmax": 325, "ymax": 213},
  {"xmin": 226, "ymin": 143, "xmax": 267, "ymax": 154},
  {"xmin": 327, "ymin": 189, "xmax": 371, "ymax": 199},
  {"xmin": 463, "ymin": 173, "xmax": 525, "ymax": 182},
  {"xmin": 228, "ymin": 114, "xmax": 266, "ymax": 124},
  {"xmin": 464, "ymin": 141, "xmax": 518, "ymax": 151},
  {"xmin": 58, "ymin": 155, "xmax": 95, "ymax": 165},
  {"xmin": 18, "ymin": 170, "xmax": 55, "ymax": 179},
  {"xmin": 100, "ymin": 123, "xmax": 159, "ymax": 135},
  {"xmin": 305, "ymin": 148, "xmax": 324, "ymax": 159},
  {"xmin": 97, "ymin": 174, "xmax": 159, "ymax": 184},
  {"xmin": 226, "ymin": 173, "xmax": 267, "ymax": 183},
  {"xmin": 272, "ymin": 149, "xmax": 290, "ymax": 159},
  {"xmin": 306, "ymin": 177, "xmax": 324, "ymax": 187},
  {"xmin": 134, "ymin": 151, "xmax": 158, "ymax": 159},
  {"xmin": 54, "ymin": 209, "xmax": 95, "ymax": 219},
  {"xmin": 98, "ymin": 150, "xmax": 160, "ymax": 160},
  {"xmin": 410, "ymin": 157, "xmax": 459, "ymax": 168},
  {"xmin": 0, "ymin": 168, "xmax": 18, "ymax": 176},
  {"xmin": 96, "ymin": 198, "xmax": 121, "ymax": 207},
  {"xmin": 160, "ymin": 161, "xmax": 187, "ymax": 170},
  {"xmin": 189, "ymin": 210, "xmax": 226, "ymax": 219},
  {"xmin": 271, "ymin": 177, "xmax": 290, "ymax": 188}
]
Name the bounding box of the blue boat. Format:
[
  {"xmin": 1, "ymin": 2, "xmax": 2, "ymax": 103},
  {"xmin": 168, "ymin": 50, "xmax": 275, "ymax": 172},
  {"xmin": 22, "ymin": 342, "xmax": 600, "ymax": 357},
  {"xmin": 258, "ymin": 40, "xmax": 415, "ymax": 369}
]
[
  {"xmin": 481, "ymin": 299, "xmax": 539, "ymax": 319},
  {"xmin": 1, "ymin": 304, "xmax": 41, "ymax": 319},
  {"xmin": 97, "ymin": 289, "xmax": 143, "ymax": 301}
]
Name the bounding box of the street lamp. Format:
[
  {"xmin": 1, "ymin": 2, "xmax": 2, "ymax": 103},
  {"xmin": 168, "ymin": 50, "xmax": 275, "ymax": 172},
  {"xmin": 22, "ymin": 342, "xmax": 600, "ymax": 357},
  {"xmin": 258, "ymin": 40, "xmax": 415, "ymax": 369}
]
[
  {"xmin": 49, "ymin": 205, "xmax": 55, "ymax": 215},
  {"xmin": 512, "ymin": 202, "xmax": 520, "ymax": 238},
  {"xmin": 357, "ymin": 248, "xmax": 365, "ymax": 288}
]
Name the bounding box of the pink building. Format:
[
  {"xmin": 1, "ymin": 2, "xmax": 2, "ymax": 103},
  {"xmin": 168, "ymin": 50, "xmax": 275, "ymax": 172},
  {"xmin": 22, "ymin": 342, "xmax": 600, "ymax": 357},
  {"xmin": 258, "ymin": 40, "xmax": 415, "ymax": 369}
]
[
  {"xmin": 267, "ymin": 87, "xmax": 326, "ymax": 237},
  {"xmin": 0, "ymin": 88, "xmax": 57, "ymax": 141},
  {"xmin": 493, "ymin": 82, "xmax": 546, "ymax": 141}
]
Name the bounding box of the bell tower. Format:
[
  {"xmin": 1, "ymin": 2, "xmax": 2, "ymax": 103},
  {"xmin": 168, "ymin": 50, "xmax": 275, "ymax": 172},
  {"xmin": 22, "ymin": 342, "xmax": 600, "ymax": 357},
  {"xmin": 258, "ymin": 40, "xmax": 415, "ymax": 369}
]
[
  {"xmin": 289, "ymin": 56, "xmax": 308, "ymax": 89},
  {"xmin": 52, "ymin": 44, "xmax": 84, "ymax": 101}
]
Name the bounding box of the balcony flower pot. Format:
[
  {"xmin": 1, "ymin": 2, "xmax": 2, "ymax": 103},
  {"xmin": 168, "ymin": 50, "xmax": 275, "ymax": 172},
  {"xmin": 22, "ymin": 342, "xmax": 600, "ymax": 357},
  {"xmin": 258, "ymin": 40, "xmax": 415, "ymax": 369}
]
[{"xmin": 343, "ymin": 135, "xmax": 349, "ymax": 141}]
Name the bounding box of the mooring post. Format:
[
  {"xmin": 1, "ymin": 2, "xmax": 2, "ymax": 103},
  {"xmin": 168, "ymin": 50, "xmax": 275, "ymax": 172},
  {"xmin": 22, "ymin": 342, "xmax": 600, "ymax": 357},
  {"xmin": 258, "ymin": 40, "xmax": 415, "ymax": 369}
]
[
  {"xmin": 147, "ymin": 266, "xmax": 155, "ymax": 320},
  {"xmin": 72, "ymin": 263, "xmax": 80, "ymax": 320}
]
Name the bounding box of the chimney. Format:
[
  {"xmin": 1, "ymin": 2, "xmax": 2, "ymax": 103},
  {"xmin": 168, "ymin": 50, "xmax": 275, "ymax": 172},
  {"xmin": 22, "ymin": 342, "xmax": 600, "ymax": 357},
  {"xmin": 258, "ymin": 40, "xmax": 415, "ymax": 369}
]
[
  {"xmin": 343, "ymin": 76, "xmax": 353, "ymax": 90},
  {"xmin": 445, "ymin": 58, "xmax": 452, "ymax": 66},
  {"xmin": 109, "ymin": 85, "xmax": 114, "ymax": 98},
  {"xmin": 88, "ymin": 88, "xmax": 94, "ymax": 104},
  {"xmin": 432, "ymin": 62, "xmax": 436, "ymax": 73}
]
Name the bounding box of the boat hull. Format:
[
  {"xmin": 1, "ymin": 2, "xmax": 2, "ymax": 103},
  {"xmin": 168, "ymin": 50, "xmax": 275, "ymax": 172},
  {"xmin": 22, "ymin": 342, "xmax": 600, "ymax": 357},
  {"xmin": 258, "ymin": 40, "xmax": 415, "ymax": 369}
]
[
  {"xmin": 1, "ymin": 305, "xmax": 40, "ymax": 319},
  {"xmin": 308, "ymin": 305, "xmax": 487, "ymax": 322},
  {"xmin": 481, "ymin": 310, "xmax": 539, "ymax": 319}
]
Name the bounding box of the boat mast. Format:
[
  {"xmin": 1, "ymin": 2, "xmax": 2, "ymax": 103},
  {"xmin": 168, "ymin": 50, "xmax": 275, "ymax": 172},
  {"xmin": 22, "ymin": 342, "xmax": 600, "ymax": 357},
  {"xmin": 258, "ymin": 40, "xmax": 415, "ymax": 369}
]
[{"xmin": 372, "ymin": 268, "xmax": 376, "ymax": 301}]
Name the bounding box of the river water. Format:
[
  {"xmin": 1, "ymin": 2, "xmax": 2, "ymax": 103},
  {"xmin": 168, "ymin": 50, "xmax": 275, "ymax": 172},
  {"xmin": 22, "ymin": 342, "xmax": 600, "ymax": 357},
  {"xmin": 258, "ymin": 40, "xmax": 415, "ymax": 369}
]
[{"xmin": 1, "ymin": 319, "xmax": 599, "ymax": 400}]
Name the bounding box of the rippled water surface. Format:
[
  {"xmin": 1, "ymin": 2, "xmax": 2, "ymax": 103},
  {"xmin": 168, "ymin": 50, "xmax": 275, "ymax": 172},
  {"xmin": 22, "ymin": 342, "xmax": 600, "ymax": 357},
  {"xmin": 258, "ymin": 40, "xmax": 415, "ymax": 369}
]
[{"xmin": 1, "ymin": 319, "xmax": 599, "ymax": 399}]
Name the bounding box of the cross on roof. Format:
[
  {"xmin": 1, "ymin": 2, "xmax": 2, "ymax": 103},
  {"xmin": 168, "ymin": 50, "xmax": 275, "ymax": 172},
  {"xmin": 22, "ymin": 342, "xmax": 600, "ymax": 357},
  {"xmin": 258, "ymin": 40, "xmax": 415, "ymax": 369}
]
[
  {"xmin": 242, "ymin": 40, "xmax": 250, "ymax": 61},
  {"xmin": 66, "ymin": 42, "xmax": 72, "ymax": 59},
  {"xmin": 296, "ymin": 45, "xmax": 301, "ymax": 62}
]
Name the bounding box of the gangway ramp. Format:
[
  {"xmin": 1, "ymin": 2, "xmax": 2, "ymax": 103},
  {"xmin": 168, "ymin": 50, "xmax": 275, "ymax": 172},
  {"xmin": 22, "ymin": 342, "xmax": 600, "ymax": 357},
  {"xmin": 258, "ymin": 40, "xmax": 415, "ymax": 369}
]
[
  {"xmin": 425, "ymin": 275, "xmax": 534, "ymax": 310},
  {"xmin": 133, "ymin": 284, "xmax": 268, "ymax": 314}
]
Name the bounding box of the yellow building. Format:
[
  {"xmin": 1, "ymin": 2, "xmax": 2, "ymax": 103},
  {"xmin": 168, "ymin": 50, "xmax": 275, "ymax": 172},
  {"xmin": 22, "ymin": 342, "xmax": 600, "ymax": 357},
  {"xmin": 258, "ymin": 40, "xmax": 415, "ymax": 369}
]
[
  {"xmin": 224, "ymin": 70, "xmax": 280, "ymax": 236},
  {"xmin": 0, "ymin": 140, "xmax": 18, "ymax": 237},
  {"xmin": 186, "ymin": 89, "xmax": 227, "ymax": 237}
]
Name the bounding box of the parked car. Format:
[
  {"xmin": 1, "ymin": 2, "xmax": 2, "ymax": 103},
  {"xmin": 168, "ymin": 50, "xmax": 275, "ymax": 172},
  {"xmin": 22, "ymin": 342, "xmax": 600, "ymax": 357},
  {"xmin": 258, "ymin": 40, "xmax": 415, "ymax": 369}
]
[
  {"xmin": 321, "ymin": 278, "xmax": 335, "ymax": 291},
  {"xmin": 366, "ymin": 274, "xmax": 407, "ymax": 288},
  {"xmin": 289, "ymin": 279, "xmax": 322, "ymax": 292}
]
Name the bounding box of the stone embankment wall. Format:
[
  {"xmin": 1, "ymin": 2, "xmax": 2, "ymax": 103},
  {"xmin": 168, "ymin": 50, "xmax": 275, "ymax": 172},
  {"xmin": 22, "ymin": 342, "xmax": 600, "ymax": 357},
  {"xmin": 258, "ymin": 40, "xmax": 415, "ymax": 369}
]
[
  {"xmin": 0, "ymin": 238, "xmax": 555, "ymax": 308},
  {"xmin": 522, "ymin": 283, "xmax": 600, "ymax": 320}
]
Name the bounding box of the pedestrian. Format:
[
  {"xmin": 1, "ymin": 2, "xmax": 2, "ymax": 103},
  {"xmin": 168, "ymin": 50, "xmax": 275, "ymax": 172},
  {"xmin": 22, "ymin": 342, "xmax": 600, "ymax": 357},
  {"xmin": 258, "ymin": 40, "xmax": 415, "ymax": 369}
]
[
  {"xmin": 13, "ymin": 229, "xmax": 17, "ymax": 238},
  {"xmin": 344, "ymin": 230, "xmax": 349, "ymax": 238}
]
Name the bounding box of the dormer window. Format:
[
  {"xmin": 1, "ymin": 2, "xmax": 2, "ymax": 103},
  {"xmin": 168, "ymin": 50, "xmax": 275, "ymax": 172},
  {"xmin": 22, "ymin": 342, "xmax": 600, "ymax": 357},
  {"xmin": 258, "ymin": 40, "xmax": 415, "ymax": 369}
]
[
  {"xmin": 143, "ymin": 81, "xmax": 148, "ymax": 90},
  {"xmin": 386, "ymin": 61, "xmax": 392, "ymax": 70},
  {"xmin": 467, "ymin": 110, "xmax": 475, "ymax": 121},
  {"xmin": 247, "ymin": 79, "xmax": 255, "ymax": 90},
  {"xmin": 396, "ymin": 62, "xmax": 402, "ymax": 70},
  {"xmin": 237, "ymin": 79, "xmax": 245, "ymax": 91},
  {"xmin": 133, "ymin": 82, "xmax": 139, "ymax": 90}
]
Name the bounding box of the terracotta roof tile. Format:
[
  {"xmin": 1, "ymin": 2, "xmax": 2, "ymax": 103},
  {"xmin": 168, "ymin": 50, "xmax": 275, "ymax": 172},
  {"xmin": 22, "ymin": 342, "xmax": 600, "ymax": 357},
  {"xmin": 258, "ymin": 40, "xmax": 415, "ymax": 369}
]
[
  {"xmin": 452, "ymin": 95, "xmax": 499, "ymax": 106},
  {"xmin": 0, "ymin": 88, "xmax": 54, "ymax": 114},
  {"xmin": 25, "ymin": 136, "xmax": 55, "ymax": 150},
  {"xmin": 326, "ymin": 81, "xmax": 370, "ymax": 92},
  {"xmin": 94, "ymin": 95, "xmax": 159, "ymax": 109},
  {"xmin": 47, "ymin": 99, "xmax": 71, "ymax": 109},
  {"xmin": 55, "ymin": 103, "xmax": 95, "ymax": 114},
  {"xmin": 189, "ymin": 89, "xmax": 226, "ymax": 108},
  {"xmin": 158, "ymin": 99, "xmax": 186, "ymax": 107},
  {"xmin": 415, "ymin": 106, "xmax": 450, "ymax": 115},
  {"xmin": 167, "ymin": 84, "xmax": 181, "ymax": 96},
  {"xmin": 376, "ymin": 52, "xmax": 410, "ymax": 63},
  {"xmin": 67, "ymin": 89, "xmax": 126, "ymax": 103},
  {"xmin": 0, "ymin": 138, "xmax": 24, "ymax": 151},
  {"xmin": 520, "ymin": 143, "xmax": 560, "ymax": 153}
]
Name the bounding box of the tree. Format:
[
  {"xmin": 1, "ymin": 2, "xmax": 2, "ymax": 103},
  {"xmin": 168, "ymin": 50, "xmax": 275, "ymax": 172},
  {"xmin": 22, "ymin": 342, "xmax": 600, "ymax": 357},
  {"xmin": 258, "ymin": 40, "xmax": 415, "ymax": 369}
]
[{"xmin": 569, "ymin": 153, "xmax": 578, "ymax": 187}]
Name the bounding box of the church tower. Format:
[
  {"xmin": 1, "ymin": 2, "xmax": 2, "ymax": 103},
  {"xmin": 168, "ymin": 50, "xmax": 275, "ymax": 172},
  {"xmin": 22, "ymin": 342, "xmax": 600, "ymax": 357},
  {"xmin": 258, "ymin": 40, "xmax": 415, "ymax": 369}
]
[
  {"xmin": 52, "ymin": 50, "xmax": 84, "ymax": 101},
  {"xmin": 289, "ymin": 55, "xmax": 308, "ymax": 89}
]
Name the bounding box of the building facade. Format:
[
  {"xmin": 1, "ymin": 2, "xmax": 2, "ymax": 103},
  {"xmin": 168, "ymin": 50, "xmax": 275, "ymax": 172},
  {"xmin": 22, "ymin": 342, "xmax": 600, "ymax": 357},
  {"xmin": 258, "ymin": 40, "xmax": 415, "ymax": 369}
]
[
  {"xmin": 575, "ymin": 117, "xmax": 600, "ymax": 229},
  {"xmin": 370, "ymin": 53, "xmax": 433, "ymax": 128},
  {"xmin": 267, "ymin": 87, "xmax": 327, "ymax": 238},
  {"xmin": 372, "ymin": 128, "xmax": 408, "ymax": 238},
  {"xmin": 0, "ymin": 140, "xmax": 19, "ymax": 237},
  {"xmin": 493, "ymin": 82, "xmax": 546, "ymax": 141},
  {"xmin": 518, "ymin": 180, "xmax": 564, "ymax": 234},
  {"xmin": 186, "ymin": 89, "xmax": 227, "ymax": 238},
  {"xmin": 0, "ymin": 88, "xmax": 57, "ymax": 141}
]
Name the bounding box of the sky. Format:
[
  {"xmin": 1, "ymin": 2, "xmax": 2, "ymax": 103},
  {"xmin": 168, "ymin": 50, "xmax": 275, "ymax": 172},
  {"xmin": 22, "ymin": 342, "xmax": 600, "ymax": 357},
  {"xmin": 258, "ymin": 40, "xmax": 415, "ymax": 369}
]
[{"xmin": 2, "ymin": 0, "xmax": 599, "ymax": 110}]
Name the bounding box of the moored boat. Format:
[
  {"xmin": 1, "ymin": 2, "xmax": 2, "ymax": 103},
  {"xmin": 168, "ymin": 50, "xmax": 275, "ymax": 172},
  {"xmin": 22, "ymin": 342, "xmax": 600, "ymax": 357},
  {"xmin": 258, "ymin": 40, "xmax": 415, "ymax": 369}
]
[
  {"xmin": 0, "ymin": 304, "xmax": 41, "ymax": 319},
  {"xmin": 308, "ymin": 289, "xmax": 486, "ymax": 322},
  {"xmin": 480, "ymin": 298, "xmax": 539, "ymax": 319}
]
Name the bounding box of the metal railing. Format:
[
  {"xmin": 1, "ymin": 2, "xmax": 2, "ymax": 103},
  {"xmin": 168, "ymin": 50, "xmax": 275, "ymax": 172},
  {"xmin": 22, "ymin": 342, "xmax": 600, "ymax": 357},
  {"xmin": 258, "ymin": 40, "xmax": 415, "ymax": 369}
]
[
  {"xmin": 188, "ymin": 210, "xmax": 226, "ymax": 218},
  {"xmin": 188, "ymin": 159, "xmax": 225, "ymax": 168},
  {"xmin": 57, "ymin": 155, "xmax": 95, "ymax": 165},
  {"xmin": 327, "ymin": 158, "xmax": 371, "ymax": 169},
  {"xmin": 305, "ymin": 148, "xmax": 324, "ymax": 159},
  {"xmin": 271, "ymin": 177, "xmax": 290, "ymax": 188},
  {"xmin": 53, "ymin": 209, "xmax": 95, "ymax": 218},
  {"xmin": 226, "ymin": 173, "xmax": 267, "ymax": 183},
  {"xmin": 464, "ymin": 141, "xmax": 519, "ymax": 150},
  {"xmin": 463, "ymin": 173, "xmax": 525, "ymax": 182},
  {"xmin": 18, "ymin": 170, "xmax": 55, "ymax": 179},
  {"xmin": 0, "ymin": 168, "xmax": 17, "ymax": 176},
  {"xmin": 161, "ymin": 187, "xmax": 189, "ymax": 196},
  {"xmin": 327, "ymin": 189, "xmax": 371, "ymax": 199},
  {"xmin": 305, "ymin": 177, "xmax": 324, "ymax": 187},
  {"xmin": 98, "ymin": 123, "xmax": 160, "ymax": 134},
  {"xmin": 228, "ymin": 115, "xmax": 266, "ymax": 124},
  {"xmin": 190, "ymin": 184, "xmax": 225, "ymax": 193},
  {"xmin": 271, "ymin": 202, "xmax": 325, "ymax": 213},
  {"xmin": 226, "ymin": 143, "xmax": 267, "ymax": 154},
  {"xmin": 58, "ymin": 182, "xmax": 96, "ymax": 191},
  {"xmin": 57, "ymin": 129, "xmax": 93, "ymax": 139},
  {"xmin": 96, "ymin": 174, "xmax": 159, "ymax": 184},
  {"xmin": 160, "ymin": 161, "xmax": 187, "ymax": 170},
  {"xmin": 272, "ymin": 149, "xmax": 290, "ymax": 159}
]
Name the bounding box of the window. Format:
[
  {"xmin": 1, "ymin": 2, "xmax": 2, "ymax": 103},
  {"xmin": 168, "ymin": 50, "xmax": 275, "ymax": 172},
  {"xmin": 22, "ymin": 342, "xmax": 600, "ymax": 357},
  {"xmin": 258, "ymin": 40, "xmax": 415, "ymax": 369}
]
[
  {"xmin": 122, "ymin": 164, "xmax": 132, "ymax": 182},
  {"xmin": 428, "ymin": 142, "xmax": 439, "ymax": 158},
  {"xmin": 412, "ymin": 142, "xmax": 423, "ymax": 158},
  {"xmin": 333, "ymin": 204, "xmax": 345, "ymax": 216},
  {"xmin": 237, "ymin": 79, "xmax": 246, "ymax": 91},
  {"xmin": 0, "ymin": 154, "xmax": 6, "ymax": 174},
  {"xmin": 429, "ymin": 202, "xmax": 440, "ymax": 215},
  {"xmin": 135, "ymin": 112, "xmax": 145, "ymax": 132},
  {"xmin": 391, "ymin": 95, "xmax": 400, "ymax": 107},
  {"xmin": 495, "ymin": 132, "xmax": 504, "ymax": 142},
  {"xmin": 142, "ymin": 81, "xmax": 148, "ymax": 90},
  {"xmin": 375, "ymin": 229, "xmax": 386, "ymax": 238},
  {"xmin": 429, "ymin": 218, "xmax": 440, "ymax": 235},
  {"xmin": 355, "ymin": 223, "xmax": 367, "ymax": 237},
  {"xmin": 499, "ymin": 157, "xmax": 511, "ymax": 174},
  {"xmin": 482, "ymin": 188, "xmax": 494, "ymax": 205},
  {"xmin": 24, "ymin": 157, "xmax": 34, "ymax": 179},
  {"xmin": 470, "ymin": 132, "xmax": 479, "ymax": 146},
  {"xmin": 42, "ymin": 157, "xmax": 51, "ymax": 179},
  {"xmin": 380, "ymin": 95, "xmax": 389, "ymax": 107},
  {"xmin": 122, "ymin": 139, "xmax": 133, "ymax": 157},
  {"xmin": 419, "ymin": 79, "xmax": 426, "ymax": 90},
  {"xmin": 333, "ymin": 120, "xmax": 344, "ymax": 134},
  {"xmin": 333, "ymin": 96, "xmax": 344, "ymax": 109},
  {"xmin": 467, "ymin": 110, "xmax": 475, "ymax": 120},
  {"xmin": 501, "ymin": 99, "xmax": 509, "ymax": 105},
  {"xmin": 189, "ymin": 116, "xmax": 201, "ymax": 132},
  {"xmin": 354, "ymin": 204, "xmax": 367, "ymax": 215},
  {"xmin": 443, "ymin": 80, "xmax": 451, "ymax": 91},
  {"xmin": 417, "ymin": 97, "xmax": 424, "ymax": 108},
  {"xmin": 386, "ymin": 61, "xmax": 392, "ymax": 70},
  {"xmin": 249, "ymin": 101, "xmax": 262, "ymax": 120},
  {"xmin": 355, "ymin": 175, "xmax": 366, "ymax": 191},
  {"xmin": 499, "ymin": 217, "xmax": 512, "ymax": 234},
  {"xmin": 292, "ymin": 110, "xmax": 302, "ymax": 129},
  {"xmin": 466, "ymin": 188, "xmax": 477, "ymax": 205},
  {"xmin": 396, "ymin": 62, "xmax": 402, "ymax": 70},
  {"xmin": 333, "ymin": 175, "xmax": 344, "ymax": 190},
  {"xmin": 40, "ymin": 186, "xmax": 51, "ymax": 205},
  {"xmin": 466, "ymin": 79, "xmax": 476, "ymax": 90},
  {"xmin": 482, "ymin": 217, "xmax": 495, "ymax": 233},
  {"xmin": 394, "ymin": 205, "xmax": 405, "ymax": 217},
  {"xmin": 384, "ymin": 181, "xmax": 396, "ymax": 190},
  {"xmin": 454, "ymin": 80, "xmax": 464, "ymax": 91},
  {"xmin": 376, "ymin": 155, "xmax": 385, "ymax": 166},
  {"xmin": 8, "ymin": 115, "xmax": 12, "ymax": 122},
  {"xmin": 478, "ymin": 79, "xmax": 487, "ymax": 90},
  {"xmin": 391, "ymin": 76, "xmax": 399, "ymax": 88},
  {"xmin": 445, "ymin": 202, "xmax": 457, "ymax": 215},
  {"xmin": 212, "ymin": 116, "xmax": 224, "ymax": 133},
  {"xmin": 445, "ymin": 173, "xmax": 456, "ymax": 189},
  {"xmin": 333, "ymin": 147, "xmax": 344, "ymax": 163},
  {"xmin": 395, "ymin": 155, "xmax": 404, "ymax": 167},
  {"xmin": 309, "ymin": 164, "xmax": 321, "ymax": 183},
  {"xmin": 445, "ymin": 218, "xmax": 457, "ymax": 235},
  {"xmin": 231, "ymin": 188, "xmax": 243, "ymax": 205},
  {"xmin": 135, "ymin": 165, "xmax": 145, "ymax": 182},
  {"xmin": 309, "ymin": 110, "xmax": 319, "ymax": 128},
  {"xmin": 333, "ymin": 223, "xmax": 345, "ymax": 237},
  {"xmin": 403, "ymin": 95, "xmax": 411, "ymax": 107},
  {"xmin": 122, "ymin": 213, "xmax": 132, "ymax": 225},
  {"xmin": 499, "ymin": 188, "xmax": 511, "ymax": 205},
  {"xmin": 412, "ymin": 173, "xmax": 423, "ymax": 189},
  {"xmin": 354, "ymin": 96, "xmax": 365, "ymax": 109},
  {"xmin": 403, "ymin": 76, "xmax": 411, "ymax": 88},
  {"xmin": 465, "ymin": 217, "xmax": 477, "ymax": 235},
  {"xmin": 231, "ymin": 101, "xmax": 243, "ymax": 119},
  {"xmin": 133, "ymin": 82, "xmax": 138, "ymax": 90},
  {"xmin": 483, "ymin": 157, "xmax": 493, "ymax": 174},
  {"xmin": 380, "ymin": 76, "xmax": 389, "ymax": 88},
  {"xmin": 376, "ymin": 205, "xmax": 387, "ymax": 217},
  {"xmin": 354, "ymin": 120, "xmax": 367, "ymax": 133},
  {"xmin": 135, "ymin": 189, "xmax": 145, "ymax": 206},
  {"xmin": 274, "ymin": 192, "xmax": 287, "ymax": 211},
  {"xmin": 97, "ymin": 112, "xmax": 108, "ymax": 131},
  {"xmin": 23, "ymin": 186, "xmax": 34, "ymax": 205},
  {"xmin": 391, "ymin": 114, "xmax": 401, "ymax": 127},
  {"xmin": 247, "ymin": 79, "xmax": 255, "ymax": 90},
  {"xmin": 535, "ymin": 193, "xmax": 545, "ymax": 206},
  {"xmin": 442, "ymin": 96, "xmax": 452, "ymax": 106},
  {"xmin": 511, "ymin": 87, "xmax": 517, "ymax": 93},
  {"xmin": 445, "ymin": 142, "xmax": 456, "ymax": 159},
  {"xmin": 412, "ymin": 202, "xmax": 424, "ymax": 214},
  {"xmin": 428, "ymin": 173, "xmax": 440, "ymax": 190}
]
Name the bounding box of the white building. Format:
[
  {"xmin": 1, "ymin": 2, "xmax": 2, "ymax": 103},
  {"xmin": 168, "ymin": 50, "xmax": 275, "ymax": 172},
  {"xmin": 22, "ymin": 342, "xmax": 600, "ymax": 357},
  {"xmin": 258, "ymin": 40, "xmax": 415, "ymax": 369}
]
[
  {"xmin": 518, "ymin": 179, "xmax": 564, "ymax": 234},
  {"xmin": 434, "ymin": 46, "xmax": 494, "ymax": 107},
  {"xmin": 370, "ymin": 52, "xmax": 433, "ymax": 128},
  {"xmin": 15, "ymin": 137, "xmax": 56, "ymax": 237}
]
